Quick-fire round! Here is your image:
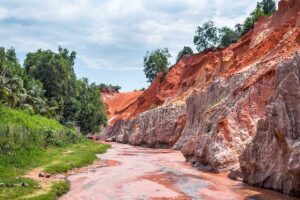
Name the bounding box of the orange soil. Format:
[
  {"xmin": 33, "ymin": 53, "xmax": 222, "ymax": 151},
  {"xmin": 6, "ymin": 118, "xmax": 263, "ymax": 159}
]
[{"xmin": 103, "ymin": 91, "xmax": 143, "ymax": 125}]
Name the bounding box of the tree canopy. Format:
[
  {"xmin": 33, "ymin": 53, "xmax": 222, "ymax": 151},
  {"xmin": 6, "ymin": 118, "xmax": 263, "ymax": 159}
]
[
  {"xmin": 192, "ymin": 0, "xmax": 276, "ymax": 52},
  {"xmin": 193, "ymin": 21, "xmax": 219, "ymax": 52},
  {"xmin": 261, "ymin": 0, "xmax": 276, "ymax": 16},
  {"xmin": 0, "ymin": 48, "xmax": 50, "ymax": 115},
  {"xmin": 242, "ymin": 0, "xmax": 276, "ymax": 35},
  {"xmin": 176, "ymin": 46, "xmax": 194, "ymax": 62},
  {"xmin": 77, "ymin": 79, "xmax": 107, "ymax": 134},
  {"xmin": 218, "ymin": 27, "xmax": 240, "ymax": 48},
  {"xmin": 143, "ymin": 48, "xmax": 171, "ymax": 83},
  {"xmin": 0, "ymin": 47, "xmax": 107, "ymax": 135}
]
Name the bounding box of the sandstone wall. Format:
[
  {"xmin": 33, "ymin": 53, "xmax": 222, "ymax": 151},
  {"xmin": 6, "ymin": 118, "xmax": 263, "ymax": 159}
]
[
  {"xmin": 174, "ymin": 60, "xmax": 275, "ymax": 171},
  {"xmin": 240, "ymin": 53, "xmax": 300, "ymax": 196},
  {"xmin": 103, "ymin": 104, "xmax": 186, "ymax": 148}
]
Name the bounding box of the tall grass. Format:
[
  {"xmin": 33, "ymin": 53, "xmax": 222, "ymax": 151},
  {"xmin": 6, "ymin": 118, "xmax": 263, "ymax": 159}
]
[
  {"xmin": 0, "ymin": 104, "xmax": 83, "ymax": 178},
  {"xmin": 0, "ymin": 104, "xmax": 110, "ymax": 199}
]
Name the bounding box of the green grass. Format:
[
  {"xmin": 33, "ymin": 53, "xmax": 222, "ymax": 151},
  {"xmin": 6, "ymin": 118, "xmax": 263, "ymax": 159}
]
[
  {"xmin": 0, "ymin": 105, "xmax": 110, "ymax": 199},
  {"xmin": 0, "ymin": 178, "xmax": 39, "ymax": 200},
  {"xmin": 43, "ymin": 141, "xmax": 109, "ymax": 174},
  {"xmin": 0, "ymin": 141, "xmax": 110, "ymax": 178},
  {"xmin": 0, "ymin": 105, "xmax": 66, "ymax": 132},
  {"xmin": 23, "ymin": 181, "xmax": 70, "ymax": 200},
  {"xmin": 0, "ymin": 141, "xmax": 109, "ymax": 200}
]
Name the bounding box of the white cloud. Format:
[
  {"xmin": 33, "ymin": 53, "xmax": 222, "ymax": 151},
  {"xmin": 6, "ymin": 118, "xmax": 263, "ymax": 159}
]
[
  {"xmin": 0, "ymin": 7, "xmax": 8, "ymax": 20},
  {"xmin": 0, "ymin": 0, "xmax": 281, "ymax": 91},
  {"xmin": 89, "ymin": 26, "xmax": 117, "ymax": 45},
  {"xmin": 80, "ymin": 55, "xmax": 140, "ymax": 71}
]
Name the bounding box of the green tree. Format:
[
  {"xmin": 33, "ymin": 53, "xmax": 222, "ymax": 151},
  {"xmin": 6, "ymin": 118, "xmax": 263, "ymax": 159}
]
[
  {"xmin": 176, "ymin": 46, "xmax": 194, "ymax": 62},
  {"xmin": 24, "ymin": 48, "xmax": 78, "ymax": 123},
  {"xmin": 143, "ymin": 48, "xmax": 171, "ymax": 83},
  {"xmin": 242, "ymin": 3, "xmax": 264, "ymax": 35},
  {"xmin": 0, "ymin": 46, "xmax": 108, "ymax": 135},
  {"xmin": 0, "ymin": 48, "xmax": 49, "ymax": 114},
  {"xmin": 24, "ymin": 47, "xmax": 107, "ymax": 133},
  {"xmin": 77, "ymin": 79, "xmax": 107, "ymax": 135},
  {"xmin": 242, "ymin": 0, "xmax": 276, "ymax": 36},
  {"xmin": 193, "ymin": 21, "xmax": 219, "ymax": 52},
  {"xmin": 219, "ymin": 27, "xmax": 240, "ymax": 48},
  {"xmin": 261, "ymin": 0, "xmax": 276, "ymax": 16}
]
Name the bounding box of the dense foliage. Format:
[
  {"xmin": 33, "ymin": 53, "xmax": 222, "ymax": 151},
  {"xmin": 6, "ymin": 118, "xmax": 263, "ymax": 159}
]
[
  {"xmin": 0, "ymin": 47, "xmax": 109, "ymax": 199},
  {"xmin": 0, "ymin": 47, "xmax": 107, "ymax": 135},
  {"xmin": 0, "ymin": 104, "xmax": 109, "ymax": 199},
  {"xmin": 193, "ymin": 21, "xmax": 219, "ymax": 52},
  {"xmin": 143, "ymin": 48, "xmax": 171, "ymax": 83},
  {"xmin": 0, "ymin": 48, "xmax": 53, "ymax": 116},
  {"xmin": 176, "ymin": 46, "xmax": 194, "ymax": 62},
  {"xmin": 218, "ymin": 27, "xmax": 240, "ymax": 48},
  {"xmin": 77, "ymin": 79, "xmax": 107, "ymax": 134},
  {"xmin": 242, "ymin": 0, "xmax": 276, "ymax": 36},
  {"xmin": 261, "ymin": 0, "xmax": 276, "ymax": 15},
  {"xmin": 193, "ymin": 21, "xmax": 241, "ymax": 51},
  {"xmin": 192, "ymin": 0, "xmax": 276, "ymax": 52},
  {"xmin": 0, "ymin": 104, "xmax": 82, "ymax": 155}
]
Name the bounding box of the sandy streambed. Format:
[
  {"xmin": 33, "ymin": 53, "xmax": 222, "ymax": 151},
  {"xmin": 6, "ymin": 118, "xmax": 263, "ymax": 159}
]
[{"xmin": 60, "ymin": 143, "xmax": 299, "ymax": 200}]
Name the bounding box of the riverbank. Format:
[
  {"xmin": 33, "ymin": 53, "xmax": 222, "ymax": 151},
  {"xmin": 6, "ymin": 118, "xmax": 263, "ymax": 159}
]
[
  {"xmin": 0, "ymin": 104, "xmax": 110, "ymax": 200},
  {"xmin": 0, "ymin": 140, "xmax": 109, "ymax": 200},
  {"xmin": 61, "ymin": 143, "xmax": 299, "ymax": 200}
]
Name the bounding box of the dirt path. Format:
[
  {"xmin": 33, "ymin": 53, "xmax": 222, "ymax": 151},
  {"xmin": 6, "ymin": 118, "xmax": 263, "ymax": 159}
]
[{"xmin": 60, "ymin": 143, "xmax": 299, "ymax": 200}]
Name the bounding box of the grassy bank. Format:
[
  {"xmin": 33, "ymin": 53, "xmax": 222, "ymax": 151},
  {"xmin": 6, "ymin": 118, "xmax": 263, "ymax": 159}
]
[{"xmin": 0, "ymin": 105, "xmax": 110, "ymax": 200}]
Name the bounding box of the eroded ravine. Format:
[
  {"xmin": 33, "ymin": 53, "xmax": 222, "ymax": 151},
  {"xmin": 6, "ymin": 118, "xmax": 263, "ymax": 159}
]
[{"xmin": 60, "ymin": 143, "xmax": 299, "ymax": 200}]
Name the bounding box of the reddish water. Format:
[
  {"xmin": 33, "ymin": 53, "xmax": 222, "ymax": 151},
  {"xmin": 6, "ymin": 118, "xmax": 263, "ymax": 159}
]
[{"xmin": 60, "ymin": 143, "xmax": 299, "ymax": 200}]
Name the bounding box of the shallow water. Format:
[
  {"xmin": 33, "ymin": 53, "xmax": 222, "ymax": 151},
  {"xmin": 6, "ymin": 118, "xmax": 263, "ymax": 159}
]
[{"xmin": 60, "ymin": 143, "xmax": 299, "ymax": 200}]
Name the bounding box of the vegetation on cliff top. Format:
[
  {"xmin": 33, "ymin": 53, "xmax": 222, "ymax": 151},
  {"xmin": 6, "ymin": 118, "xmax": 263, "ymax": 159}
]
[
  {"xmin": 143, "ymin": 48, "xmax": 171, "ymax": 83},
  {"xmin": 193, "ymin": 0, "xmax": 276, "ymax": 52},
  {"xmin": 142, "ymin": 0, "xmax": 276, "ymax": 83},
  {"xmin": 176, "ymin": 47, "xmax": 194, "ymax": 63}
]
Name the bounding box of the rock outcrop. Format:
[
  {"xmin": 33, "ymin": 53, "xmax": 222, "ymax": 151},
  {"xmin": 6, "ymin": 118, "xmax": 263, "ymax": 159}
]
[
  {"xmin": 102, "ymin": 91, "xmax": 143, "ymax": 125},
  {"xmin": 240, "ymin": 53, "xmax": 300, "ymax": 196},
  {"xmin": 102, "ymin": 104, "xmax": 186, "ymax": 148},
  {"xmin": 174, "ymin": 62, "xmax": 275, "ymax": 171}
]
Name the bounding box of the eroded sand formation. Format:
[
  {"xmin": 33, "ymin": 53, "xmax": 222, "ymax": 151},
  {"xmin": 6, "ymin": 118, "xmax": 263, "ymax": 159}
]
[{"xmin": 101, "ymin": 0, "xmax": 300, "ymax": 196}]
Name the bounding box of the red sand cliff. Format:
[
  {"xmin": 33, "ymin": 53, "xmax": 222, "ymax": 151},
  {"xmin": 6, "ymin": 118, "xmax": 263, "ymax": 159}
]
[
  {"xmin": 102, "ymin": 0, "xmax": 300, "ymax": 196},
  {"xmin": 102, "ymin": 91, "xmax": 143, "ymax": 125},
  {"xmin": 105, "ymin": 0, "xmax": 300, "ymax": 125}
]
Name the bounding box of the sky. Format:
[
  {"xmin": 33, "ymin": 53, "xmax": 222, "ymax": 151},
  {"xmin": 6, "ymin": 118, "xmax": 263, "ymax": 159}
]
[{"xmin": 0, "ymin": 0, "xmax": 279, "ymax": 91}]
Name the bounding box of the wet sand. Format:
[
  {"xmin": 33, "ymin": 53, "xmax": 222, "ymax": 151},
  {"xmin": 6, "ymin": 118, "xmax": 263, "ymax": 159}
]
[{"xmin": 60, "ymin": 143, "xmax": 299, "ymax": 200}]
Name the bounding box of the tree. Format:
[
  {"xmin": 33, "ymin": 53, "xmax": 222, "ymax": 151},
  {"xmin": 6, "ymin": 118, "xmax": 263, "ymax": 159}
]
[
  {"xmin": 143, "ymin": 48, "xmax": 171, "ymax": 83},
  {"xmin": 261, "ymin": 0, "xmax": 276, "ymax": 16},
  {"xmin": 242, "ymin": 3, "xmax": 265, "ymax": 35},
  {"xmin": 242, "ymin": 0, "xmax": 276, "ymax": 36},
  {"xmin": 24, "ymin": 48, "xmax": 79, "ymax": 123},
  {"xmin": 0, "ymin": 48, "xmax": 49, "ymax": 114},
  {"xmin": 218, "ymin": 27, "xmax": 240, "ymax": 48},
  {"xmin": 0, "ymin": 46, "xmax": 108, "ymax": 135},
  {"xmin": 176, "ymin": 46, "xmax": 194, "ymax": 62},
  {"xmin": 76, "ymin": 79, "xmax": 107, "ymax": 135},
  {"xmin": 193, "ymin": 21, "xmax": 219, "ymax": 52}
]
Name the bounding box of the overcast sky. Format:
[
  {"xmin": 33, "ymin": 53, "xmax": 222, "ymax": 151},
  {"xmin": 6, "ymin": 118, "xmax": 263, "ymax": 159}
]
[{"xmin": 0, "ymin": 0, "xmax": 279, "ymax": 91}]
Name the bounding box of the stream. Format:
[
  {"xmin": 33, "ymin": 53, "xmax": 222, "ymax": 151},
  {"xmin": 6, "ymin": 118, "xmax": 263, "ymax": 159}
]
[{"xmin": 60, "ymin": 143, "xmax": 299, "ymax": 200}]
